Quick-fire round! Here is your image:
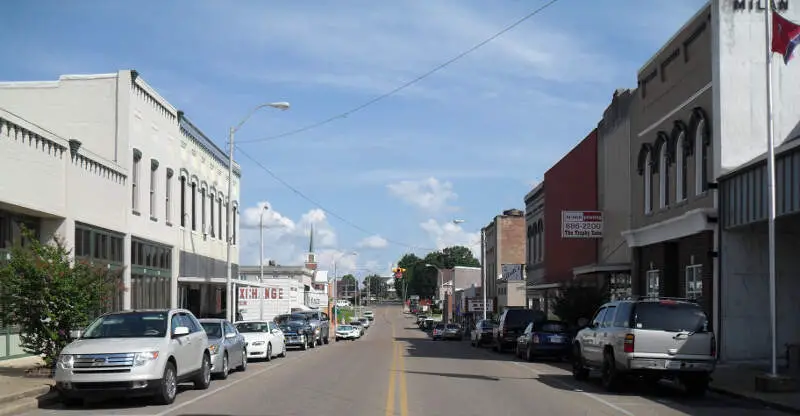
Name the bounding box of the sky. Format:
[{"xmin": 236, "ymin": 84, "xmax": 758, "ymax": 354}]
[{"xmin": 2, "ymin": 0, "xmax": 708, "ymax": 280}]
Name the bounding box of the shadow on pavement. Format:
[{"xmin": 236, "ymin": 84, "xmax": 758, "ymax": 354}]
[
  {"xmin": 395, "ymin": 330, "xmax": 779, "ymax": 415},
  {"xmin": 402, "ymin": 370, "xmax": 534, "ymax": 381}
]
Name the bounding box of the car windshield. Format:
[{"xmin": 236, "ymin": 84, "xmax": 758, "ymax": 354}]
[
  {"xmin": 82, "ymin": 311, "xmax": 168, "ymax": 339},
  {"xmin": 634, "ymin": 302, "xmax": 709, "ymax": 332},
  {"xmin": 235, "ymin": 322, "xmax": 270, "ymax": 333},
  {"xmin": 200, "ymin": 322, "xmax": 223, "ymax": 338},
  {"xmin": 350, "ymin": 321, "xmax": 362, "ymax": 326},
  {"xmin": 338, "ymin": 325, "xmax": 354, "ymax": 331},
  {"xmin": 274, "ymin": 314, "xmax": 307, "ymax": 324},
  {"xmin": 359, "ymin": 318, "xmax": 368, "ymax": 322}
]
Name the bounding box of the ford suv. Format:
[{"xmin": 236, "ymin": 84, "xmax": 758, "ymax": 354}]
[
  {"xmin": 55, "ymin": 309, "xmax": 212, "ymax": 406},
  {"xmin": 571, "ymin": 297, "xmax": 716, "ymax": 395}
]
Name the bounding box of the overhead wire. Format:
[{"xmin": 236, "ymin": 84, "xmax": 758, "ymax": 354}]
[{"xmin": 236, "ymin": 0, "xmax": 562, "ymax": 145}]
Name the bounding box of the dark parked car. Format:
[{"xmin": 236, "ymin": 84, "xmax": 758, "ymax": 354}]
[
  {"xmin": 278, "ymin": 319, "xmax": 315, "ymax": 350},
  {"xmin": 493, "ymin": 308, "xmax": 546, "ymax": 352},
  {"xmin": 471, "ymin": 319, "xmax": 495, "ymax": 347},
  {"xmin": 292, "ymin": 310, "xmax": 330, "ymax": 345},
  {"xmin": 515, "ymin": 320, "xmax": 571, "ymax": 361}
]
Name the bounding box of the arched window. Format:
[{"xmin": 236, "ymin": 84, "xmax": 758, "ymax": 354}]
[
  {"xmin": 676, "ymin": 132, "xmax": 687, "ymax": 201},
  {"xmin": 659, "ymin": 144, "xmax": 670, "ymax": 209},
  {"xmin": 537, "ymin": 219, "xmax": 544, "ymax": 261},
  {"xmin": 695, "ymin": 118, "xmax": 709, "ymax": 194},
  {"xmin": 645, "ymin": 152, "xmax": 653, "ymax": 213}
]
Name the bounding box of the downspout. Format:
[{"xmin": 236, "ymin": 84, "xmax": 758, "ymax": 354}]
[{"xmin": 714, "ymin": 181, "xmax": 723, "ymax": 361}]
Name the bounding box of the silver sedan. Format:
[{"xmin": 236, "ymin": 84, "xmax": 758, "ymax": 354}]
[{"xmin": 199, "ymin": 318, "xmax": 248, "ymax": 379}]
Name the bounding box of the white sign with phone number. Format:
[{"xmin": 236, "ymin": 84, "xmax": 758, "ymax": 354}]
[{"xmin": 561, "ymin": 210, "xmax": 603, "ymax": 238}]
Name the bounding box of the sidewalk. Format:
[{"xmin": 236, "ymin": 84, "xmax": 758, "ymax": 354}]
[
  {"xmin": 0, "ymin": 356, "xmax": 56, "ymax": 416},
  {"xmin": 711, "ymin": 361, "xmax": 800, "ymax": 414}
]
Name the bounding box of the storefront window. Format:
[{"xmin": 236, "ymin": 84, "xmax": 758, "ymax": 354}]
[
  {"xmin": 685, "ymin": 265, "xmax": 703, "ymax": 300},
  {"xmin": 646, "ymin": 270, "xmax": 660, "ymax": 298},
  {"xmin": 131, "ymin": 237, "xmax": 172, "ymax": 310}
]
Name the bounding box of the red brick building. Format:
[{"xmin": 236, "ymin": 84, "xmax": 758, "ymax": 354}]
[{"xmin": 531, "ymin": 129, "xmax": 599, "ymax": 316}]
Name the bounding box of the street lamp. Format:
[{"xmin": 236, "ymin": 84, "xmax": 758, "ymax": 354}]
[
  {"xmin": 451, "ymin": 219, "xmax": 487, "ymax": 320},
  {"xmin": 226, "ymin": 101, "xmax": 291, "ymax": 323}
]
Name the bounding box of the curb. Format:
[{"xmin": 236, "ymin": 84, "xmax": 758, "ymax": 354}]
[
  {"xmin": 0, "ymin": 386, "xmax": 59, "ymax": 416},
  {"xmin": 709, "ymin": 386, "xmax": 800, "ymax": 415}
]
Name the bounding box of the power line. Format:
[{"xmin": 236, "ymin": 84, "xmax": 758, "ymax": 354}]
[
  {"xmin": 235, "ymin": 145, "xmax": 438, "ymax": 252},
  {"xmin": 237, "ymin": 0, "xmax": 562, "ymax": 145}
]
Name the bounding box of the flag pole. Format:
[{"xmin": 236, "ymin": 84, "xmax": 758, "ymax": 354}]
[{"xmin": 764, "ymin": 1, "xmax": 779, "ymax": 378}]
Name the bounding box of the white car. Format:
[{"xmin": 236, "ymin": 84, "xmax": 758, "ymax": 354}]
[
  {"xmin": 234, "ymin": 321, "xmax": 286, "ymax": 361},
  {"xmin": 335, "ymin": 325, "xmax": 361, "ymax": 341},
  {"xmin": 358, "ymin": 317, "xmax": 371, "ymax": 329}
]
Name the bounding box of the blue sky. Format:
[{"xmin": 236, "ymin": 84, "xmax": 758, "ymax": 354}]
[{"xmin": 2, "ymin": 0, "xmax": 707, "ymax": 279}]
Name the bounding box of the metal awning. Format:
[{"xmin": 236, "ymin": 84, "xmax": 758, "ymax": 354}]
[{"xmin": 572, "ymin": 263, "xmax": 631, "ymax": 277}]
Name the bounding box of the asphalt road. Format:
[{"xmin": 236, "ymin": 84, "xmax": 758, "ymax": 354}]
[{"xmin": 21, "ymin": 305, "xmax": 793, "ymax": 416}]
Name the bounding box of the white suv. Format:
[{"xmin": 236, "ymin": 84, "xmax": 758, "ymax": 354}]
[{"xmin": 55, "ymin": 309, "xmax": 212, "ymax": 406}]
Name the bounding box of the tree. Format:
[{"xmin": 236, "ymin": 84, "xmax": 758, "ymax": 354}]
[
  {"xmin": 0, "ymin": 229, "xmax": 122, "ymax": 367},
  {"xmin": 338, "ymin": 274, "xmax": 357, "ymax": 299},
  {"xmin": 394, "ymin": 253, "xmax": 420, "ymax": 299},
  {"xmin": 552, "ymin": 283, "xmax": 608, "ymax": 327},
  {"xmin": 363, "ymin": 274, "xmax": 383, "ymax": 296}
]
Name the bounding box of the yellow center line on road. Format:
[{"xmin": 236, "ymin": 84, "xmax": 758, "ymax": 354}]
[{"xmin": 385, "ymin": 309, "xmax": 409, "ymax": 416}]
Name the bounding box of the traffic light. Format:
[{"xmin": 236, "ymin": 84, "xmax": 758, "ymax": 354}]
[{"xmin": 392, "ymin": 267, "xmax": 406, "ymax": 279}]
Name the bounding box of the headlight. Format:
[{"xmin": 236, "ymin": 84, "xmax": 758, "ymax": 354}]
[
  {"xmin": 252, "ymin": 341, "xmax": 265, "ymax": 346},
  {"xmin": 57, "ymin": 354, "xmax": 74, "ymax": 369},
  {"xmin": 208, "ymin": 344, "xmax": 220, "ymax": 355},
  {"xmin": 133, "ymin": 351, "xmax": 159, "ymax": 367}
]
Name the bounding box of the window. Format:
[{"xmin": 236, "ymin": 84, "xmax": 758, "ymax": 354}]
[
  {"xmin": 224, "ymin": 202, "xmax": 229, "ymax": 242},
  {"xmin": 232, "ymin": 204, "xmax": 238, "ymax": 245},
  {"xmin": 591, "ymin": 308, "xmax": 607, "ymax": 328},
  {"xmin": 201, "ymin": 187, "xmax": 207, "ymax": 234},
  {"xmin": 633, "ymin": 302, "xmax": 708, "ymax": 333},
  {"xmin": 659, "ymin": 145, "xmax": 669, "ymax": 208},
  {"xmin": 218, "ymin": 198, "xmax": 223, "ymax": 239},
  {"xmin": 179, "ymin": 176, "xmax": 186, "ymax": 227},
  {"xmin": 210, "ymin": 193, "xmax": 215, "ymax": 238},
  {"xmin": 644, "ymin": 152, "xmax": 653, "ymax": 213},
  {"xmin": 601, "ymin": 306, "xmax": 616, "ymax": 327},
  {"xmin": 695, "ymin": 119, "xmax": 708, "ymax": 195},
  {"xmin": 686, "ymin": 264, "xmax": 703, "ymax": 299},
  {"xmin": 609, "ymin": 273, "xmax": 632, "ymax": 301},
  {"xmin": 676, "ymin": 133, "xmax": 687, "ymax": 201},
  {"xmin": 74, "ymin": 223, "xmax": 124, "ymax": 311},
  {"xmin": 132, "ymin": 150, "xmax": 142, "ymax": 212},
  {"xmin": 149, "ymin": 159, "xmax": 158, "ymax": 219},
  {"xmin": 646, "ymin": 270, "xmax": 660, "ymax": 297},
  {"xmin": 191, "ymin": 181, "xmax": 197, "ymax": 231},
  {"xmin": 130, "ymin": 237, "xmax": 172, "ymax": 310},
  {"xmin": 165, "ymin": 169, "xmax": 173, "ymax": 224}
]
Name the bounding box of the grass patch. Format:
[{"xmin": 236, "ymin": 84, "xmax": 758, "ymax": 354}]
[{"xmin": 334, "ymin": 307, "xmax": 356, "ymax": 324}]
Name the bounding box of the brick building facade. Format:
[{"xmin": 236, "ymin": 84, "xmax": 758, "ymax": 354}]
[{"xmin": 482, "ymin": 209, "xmax": 526, "ymax": 315}]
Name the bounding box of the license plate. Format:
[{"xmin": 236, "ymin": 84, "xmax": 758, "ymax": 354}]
[
  {"xmin": 665, "ymin": 360, "xmax": 682, "ymax": 369},
  {"xmin": 549, "ymin": 336, "xmax": 564, "ymax": 343}
]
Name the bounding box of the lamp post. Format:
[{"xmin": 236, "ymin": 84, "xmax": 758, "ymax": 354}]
[
  {"xmin": 226, "ymin": 101, "xmax": 290, "ymax": 323},
  {"xmin": 259, "ymin": 205, "xmax": 269, "ymax": 282}
]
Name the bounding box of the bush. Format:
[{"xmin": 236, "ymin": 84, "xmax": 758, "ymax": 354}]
[
  {"xmin": 0, "ymin": 229, "xmax": 123, "ymax": 367},
  {"xmin": 552, "ymin": 283, "xmax": 608, "ymax": 327}
]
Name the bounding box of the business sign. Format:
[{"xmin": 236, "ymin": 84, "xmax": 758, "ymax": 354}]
[
  {"xmin": 467, "ymin": 298, "xmax": 494, "ymax": 312},
  {"xmin": 501, "ymin": 264, "xmax": 523, "ymax": 281},
  {"xmin": 561, "ymin": 210, "xmax": 603, "ymax": 239},
  {"xmin": 733, "ymin": 0, "xmax": 788, "ymax": 12}
]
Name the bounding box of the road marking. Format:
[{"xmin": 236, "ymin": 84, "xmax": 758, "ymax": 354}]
[
  {"xmin": 508, "ymin": 361, "xmax": 636, "ymax": 416},
  {"xmin": 385, "ymin": 325, "xmax": 398, "ymax": 416},
  {"xmin": 153, "ymin": 353, "xmax": 302, "ymax": 416},
  {"xmin": 397, "ymin": 339, "xmax": 409, "ymax": 416}
]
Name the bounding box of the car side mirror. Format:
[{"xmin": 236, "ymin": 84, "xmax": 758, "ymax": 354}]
[
  {"xmin": 272, "ymin": 328, "xmax": 281, "ymax": 334},
  {"xmin": 225, "ymin": 332, "xmax": 237, "ymax": 339},
  {"xmin": 173, "ymin": 326, "xmax": 190, "ymax": 337}
]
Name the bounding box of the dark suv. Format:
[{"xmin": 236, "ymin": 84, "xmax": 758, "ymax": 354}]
[
  {"xmin": 293, "ymin": 310, "xmax": 330, "ymax": 345},
  {"xmin": 493, "ymin": 308, "xmax": 546, "ymax": 352}
]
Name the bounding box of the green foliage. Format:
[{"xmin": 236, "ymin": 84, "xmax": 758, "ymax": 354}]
[
  {"xmin": 393, "ymin": 246, "xmax": 481, "ymax": 300},
  {"xmin": 362, "ymin": 274, "xmax": 383, "ymax": 296},
  {"xmin": 552, "ymin": 283, "xmax": 608, "ymax": 326},
  {"xmin": 0, "ymin": 229, "xmax": 122, "ymax": 367}
]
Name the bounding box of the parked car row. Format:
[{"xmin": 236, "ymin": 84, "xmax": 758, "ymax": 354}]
[
  {"xmin": 335, "ymin": 311, "xmax": 374, "ymax": 341},
  {"xmin": 53, "ymin": 307, "xmax": 334, "ymax": 407},
  {"xmin": 466, "ymin": 297, "xmax": 717, "ymax": 397}
]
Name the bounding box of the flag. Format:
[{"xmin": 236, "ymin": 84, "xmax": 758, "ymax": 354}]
[{"xmin": 772, "ymin": 11, "xmax": 800, "ymax": 64}]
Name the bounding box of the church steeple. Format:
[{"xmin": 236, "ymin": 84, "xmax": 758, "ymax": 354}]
[{"xmin": 305, "ymin": 224, "xmax": 317, "ymax": 270}]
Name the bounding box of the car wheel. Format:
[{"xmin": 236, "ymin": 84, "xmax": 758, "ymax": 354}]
[
  {"xmin": 237, "ymin": 350, "xmax": 248, "ymax": 371},
  {"xmin": 193, "ymin": 354, "xmax": 212, "ymax": 390},
  {"xmin": 217, "ymin": 352, "xmax": 229, "ymax": 380},
  {"xmin": 526, "ymin": 346, "xmax": 533, "ymax": 362},
  {"xmin": 302, "ymin": 338, "xmax": 308, "ymax": 350},
  {"xmin": 323, "ymin": 335, "xmax": 330, "ymax": 345},
  {"xmin": 682, "ymin": 373, "xmax": 710, "ymax": 397},
  {"xmin": 601, "ymin": 351, "xmax": 621, "ymax": 392},
  {"xmin": 279, "ymin": 343, "xmax": 287, "ymax": 358},
  {"xmin": 571, "ymin": 346, "xmax": 589, "ymax": 381},
  {"xmin": 265, "ymin": 343, "xmax": 273, "ymax": 362},
  {"xmin": 154, "ymin": 361, "xmax": 178, "ymax": 404},
  {"xmin": 310, "ymin": 337, "xmax": 317, "ymax": 348}
]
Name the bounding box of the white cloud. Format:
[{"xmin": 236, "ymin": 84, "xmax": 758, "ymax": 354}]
[
  {"xmin": 387, "ymin": 177, "xmax": 458, "ymax": 212},
  {"xmin": 419, "ymin": 219, "xmax": 481, "ymax": 260},
  {"xmin": 357, "ymin": 235, "xmax": 388, "ymax": 249}
]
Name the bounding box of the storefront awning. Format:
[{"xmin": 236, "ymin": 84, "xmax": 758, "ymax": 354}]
[
  {"xmin": 572, "ymin": 263, "xmax": 631, "ymax": 277},
  {"xmin": 290, "ymin": 304, "xmax": 312, "ymax": 312}
]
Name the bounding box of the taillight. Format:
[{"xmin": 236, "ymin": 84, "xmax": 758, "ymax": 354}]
[
  {"xmin": 711, "ymin": 335, "xmax": 717, "ymax": 357},
  {"xmin": 623, "ymin": 334, "xmax": 635, "ymax": 353},
  {"xmin": 532, "ymin": 334, "xmax": 540, "ymax": 344}
]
